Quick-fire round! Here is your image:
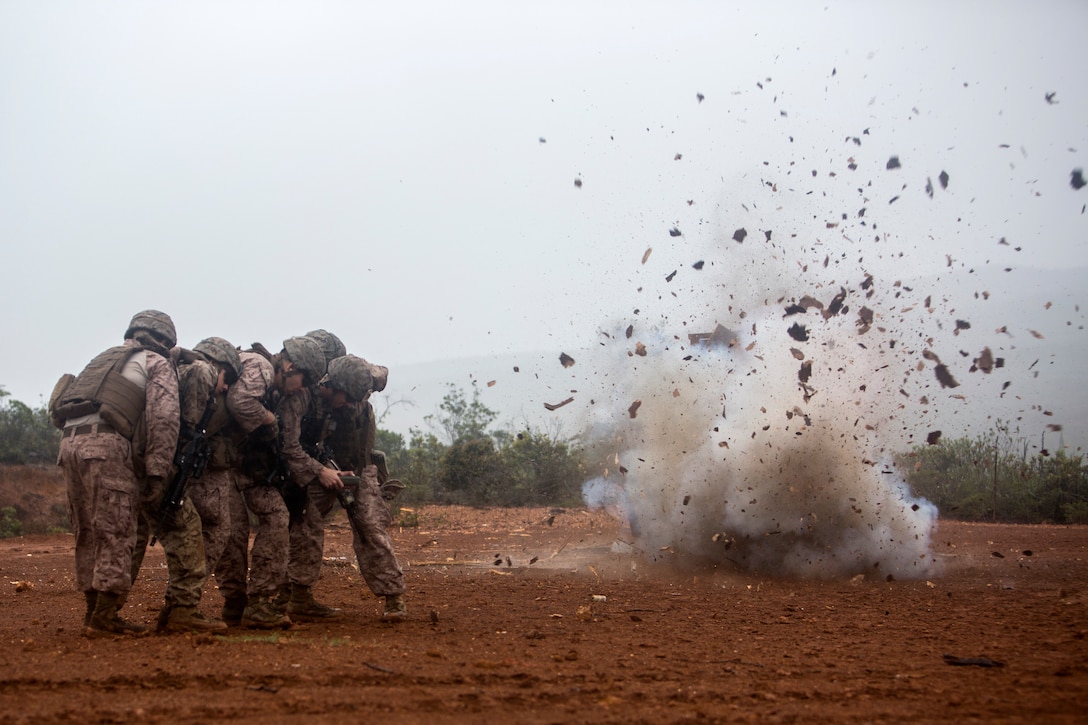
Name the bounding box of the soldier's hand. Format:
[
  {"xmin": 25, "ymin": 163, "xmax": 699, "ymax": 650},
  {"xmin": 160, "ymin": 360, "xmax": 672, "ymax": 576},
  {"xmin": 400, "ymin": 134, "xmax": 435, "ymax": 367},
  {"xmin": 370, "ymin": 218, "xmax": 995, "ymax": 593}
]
[{"xmin": 317, "ymin": 466, "xmax": 344, "ymax": 490}]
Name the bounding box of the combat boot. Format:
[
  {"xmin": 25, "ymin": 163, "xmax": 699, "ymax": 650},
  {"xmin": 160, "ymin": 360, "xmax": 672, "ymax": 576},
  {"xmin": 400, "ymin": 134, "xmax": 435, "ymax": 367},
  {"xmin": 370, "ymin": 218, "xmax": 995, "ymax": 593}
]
[
  {"xmin": 156, "ymin": 598, "xmax": 176, "ymax": 632},
  {"xmin": 241, "ymin": 596, "xmax": 292, "ymax": 630},
  {"xmin": 82, "ymin": 590, "xmax": 96, "ymax": 627},
  {"xmin": 272, "ymin": 584, "xmax": 290, "ymax": 615},
  {"xmin": 84, "ymin": 591, "xmax": 148, "ymax": 638},
  {"xmin": 221, "ymin": 595, "xmax": 247, "ymax": 626},
  {"xmin": 161, "ymin": 606, "xmax": 228, "ymax": 634},
  {"xmin": 286, "ymin": 584, "xmax": 343, "ymax": 621},
  {"xmin": 380, "ymin": 478, "xmax": 406, "ymax": 501},
  {"xmin": 381, "ymin": 594, "xmax": 408, "ymax": 623}
]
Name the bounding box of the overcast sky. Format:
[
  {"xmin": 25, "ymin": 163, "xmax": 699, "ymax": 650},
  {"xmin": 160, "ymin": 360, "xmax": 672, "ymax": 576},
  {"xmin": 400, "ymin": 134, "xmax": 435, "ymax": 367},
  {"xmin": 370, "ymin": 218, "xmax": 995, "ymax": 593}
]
[{"xmin": 1, "ymin": 1, "xmax": 1085, "ymax": 442}]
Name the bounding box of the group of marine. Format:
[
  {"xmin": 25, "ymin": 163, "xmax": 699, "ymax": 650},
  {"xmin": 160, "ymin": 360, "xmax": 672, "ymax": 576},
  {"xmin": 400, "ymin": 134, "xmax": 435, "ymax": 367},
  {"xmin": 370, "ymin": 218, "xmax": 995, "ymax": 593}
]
[{"xmin": 49, "ymin": 309, "xmax": 407, "ymax": 637}]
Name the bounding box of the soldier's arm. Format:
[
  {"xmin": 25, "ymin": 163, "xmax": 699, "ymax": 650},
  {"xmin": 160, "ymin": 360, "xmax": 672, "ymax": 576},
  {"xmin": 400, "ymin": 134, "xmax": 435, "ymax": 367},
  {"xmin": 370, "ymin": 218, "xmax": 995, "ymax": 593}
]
[
  {"xmin": 143, "ymin": 352, "xmax": 181, "ymax": 479},
  {"xmin": 226, "ymin": 362, "xmax": 274, "ymax": 434},
  {"xmin": 179, "ymin": 362, "xmax": 217, "ymax": 429},
  {"xmin": 278, "ymin": 391, "xmax": 325, "ymax": 483}
]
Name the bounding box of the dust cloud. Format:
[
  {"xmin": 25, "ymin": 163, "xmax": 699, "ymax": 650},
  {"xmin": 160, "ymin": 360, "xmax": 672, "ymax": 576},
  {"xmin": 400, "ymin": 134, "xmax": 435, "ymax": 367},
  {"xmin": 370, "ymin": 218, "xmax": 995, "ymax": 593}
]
[{"xmin": 577, "ymin": 235, "xmax": 950, "ymax": 581}]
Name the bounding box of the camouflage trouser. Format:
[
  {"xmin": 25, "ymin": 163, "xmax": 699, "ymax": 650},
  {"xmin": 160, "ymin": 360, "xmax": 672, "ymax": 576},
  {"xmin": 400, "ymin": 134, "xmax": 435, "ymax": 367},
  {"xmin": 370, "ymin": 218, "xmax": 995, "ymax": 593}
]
[
  {"xmin": 288, "ymin": 465, "xmax": 404, "ymax": 597},
  {"xmin": 59, "ymin": 432, "xmax": 139, "ymax": 595},
  {"xmin": 213, "ymin": 473, "xmax": 251, "ymax": 602},
  {"xmin": 131, "ymin": 477, "xmax": 207, "ymax": 609},
  {"xmin": 186, "ymin": 467, "xmax": 232, "ymax": 577},
  {"xmin": 214, "ymin": 473, "xmax": 288, "ymax": 600}
]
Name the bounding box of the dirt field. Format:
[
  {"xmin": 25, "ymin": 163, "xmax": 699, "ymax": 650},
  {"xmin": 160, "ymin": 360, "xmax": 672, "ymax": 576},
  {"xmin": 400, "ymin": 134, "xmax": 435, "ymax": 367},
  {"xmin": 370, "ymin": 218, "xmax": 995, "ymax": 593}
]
[{"xmin": 1, "ymin": 478, "xmax": 1086, "ymax": 723}]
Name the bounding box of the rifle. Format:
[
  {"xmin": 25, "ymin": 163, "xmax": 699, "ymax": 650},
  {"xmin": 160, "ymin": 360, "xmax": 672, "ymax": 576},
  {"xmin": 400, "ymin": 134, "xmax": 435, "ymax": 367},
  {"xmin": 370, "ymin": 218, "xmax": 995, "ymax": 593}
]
[
  {"xmin": 151, "ymin": 392, "xmax": 215, "ymax": 546},
  {"xmin": 302, "ymin": 417, "xmax": 363, "ymax": 534},
  {"xmin": 266, "ymin": 414, "xmax": 290, "ymax": 489}
]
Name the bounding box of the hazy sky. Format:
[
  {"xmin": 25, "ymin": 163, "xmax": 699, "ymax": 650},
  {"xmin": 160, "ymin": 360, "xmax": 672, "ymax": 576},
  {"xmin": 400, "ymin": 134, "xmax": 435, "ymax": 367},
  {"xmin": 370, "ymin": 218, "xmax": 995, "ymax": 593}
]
[{"xmin": 2, "ymin": 1, "xmax": 1086, "ymax": 441}]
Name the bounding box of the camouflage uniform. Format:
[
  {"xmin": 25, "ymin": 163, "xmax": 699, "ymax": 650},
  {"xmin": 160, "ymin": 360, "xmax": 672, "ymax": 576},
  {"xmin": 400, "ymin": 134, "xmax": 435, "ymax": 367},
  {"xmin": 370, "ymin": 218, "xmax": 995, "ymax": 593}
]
[
  {"xmin": 217, "ymin": 352, "xmax": 289, "ymax": 611},
  {"xmin": 327, "ymin": 398, "xmax": 405, "ymax": 600},
  {"xmin": 58, "ymin": 338, "xmax": 179, "ymax": 628},
  {"xmin": 280, "ymin": 387, "xmax": 345, "ymax": 619},
  {"xmin": 130, "ymin": 477, "xmax": 207, "ymax": 611},
  {"xmin": 127, "ymin": 356, "xmax": 221, "ymax": 630},
  {"xmin": 290, "ymin": 356, "xmax": 405, "ymax": 618},
  {"xmin": 176, "ymin": 357, "xmax": 234, "ymax": 578}
]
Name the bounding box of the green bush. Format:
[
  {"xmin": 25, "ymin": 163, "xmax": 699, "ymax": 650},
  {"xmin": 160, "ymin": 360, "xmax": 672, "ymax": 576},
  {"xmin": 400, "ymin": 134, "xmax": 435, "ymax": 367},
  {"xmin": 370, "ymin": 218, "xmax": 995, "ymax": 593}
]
[
  {"xmin": 378, "ymin": 384, "xmax": 589, "ymax": 508},
  {"xmin": 0, "ymin": 507, "xmax": 23, "ymax": 538},
  {"xmin": 898, "ymin": 423, "xmax": 1088, "ymax": 523},
  {"xmin": 0, "ymin": 388, "xmax": 60, "ymax": 465}
]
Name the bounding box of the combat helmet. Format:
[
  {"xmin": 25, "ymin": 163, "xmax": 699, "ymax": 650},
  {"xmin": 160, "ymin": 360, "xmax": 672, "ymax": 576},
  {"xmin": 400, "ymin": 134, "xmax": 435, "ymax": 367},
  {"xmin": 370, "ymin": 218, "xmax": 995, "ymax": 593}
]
[
  {"xmin": 124, "ymin": 309, "xmax": 177, "ymax": 354},
  {"xmin": 325, "ymin": 354, "xmax": 388, "ymax": 402},
  {"xmin": 193, "ymin": 336, "xmax": 243, "ymax": 384},
  {"xmin": 305, "ymin": 329, "xmax": 347, "ymax": 364},
  {"xmin": 282, "ymin": 335, "xmax": 327, "ymax": 386}
]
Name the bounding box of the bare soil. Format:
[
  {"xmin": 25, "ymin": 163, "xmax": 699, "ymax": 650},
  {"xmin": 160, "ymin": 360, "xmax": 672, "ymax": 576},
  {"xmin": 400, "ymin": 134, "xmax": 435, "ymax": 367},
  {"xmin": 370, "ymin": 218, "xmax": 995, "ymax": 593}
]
[{"xmin": 0, "ymin": 467, "xmax": 1086, "ymax": 723}]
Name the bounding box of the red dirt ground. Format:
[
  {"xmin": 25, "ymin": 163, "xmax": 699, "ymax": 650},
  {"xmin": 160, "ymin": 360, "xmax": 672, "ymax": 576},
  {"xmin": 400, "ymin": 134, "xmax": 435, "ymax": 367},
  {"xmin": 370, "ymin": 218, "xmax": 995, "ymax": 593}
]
[{"xmin": 0, "ymin": 469, "xmax": 1086, "ymax": 723}]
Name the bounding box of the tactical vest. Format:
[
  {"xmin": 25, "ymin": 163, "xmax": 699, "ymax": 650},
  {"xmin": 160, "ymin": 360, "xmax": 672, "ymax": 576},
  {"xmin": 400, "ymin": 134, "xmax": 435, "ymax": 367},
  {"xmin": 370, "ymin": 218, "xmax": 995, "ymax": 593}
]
[
  {"xmin": 328, "ymin": 405, "xmax": 365, "ymax": 471},
  {"xmin": 50, "ymin": 345, "xmax": 147, "ymax": 439}
]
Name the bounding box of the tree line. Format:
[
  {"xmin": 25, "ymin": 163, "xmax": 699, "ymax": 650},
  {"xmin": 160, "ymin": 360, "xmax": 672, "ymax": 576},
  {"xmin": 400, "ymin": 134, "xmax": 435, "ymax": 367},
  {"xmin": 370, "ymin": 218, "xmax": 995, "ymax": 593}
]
[{"xmin": 3, "ymin": 384, "xmax": 1084, "ymax": 526}]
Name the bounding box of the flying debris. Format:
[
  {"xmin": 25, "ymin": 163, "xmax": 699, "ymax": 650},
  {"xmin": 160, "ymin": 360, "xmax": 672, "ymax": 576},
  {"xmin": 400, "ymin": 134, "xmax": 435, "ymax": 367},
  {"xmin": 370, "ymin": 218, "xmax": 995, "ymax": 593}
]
[
  {"xmin": 574, "ymin": 177, "xmax": 583, "ymax": 188},
  {"xmin": 696, "ymin": 92, "xmax": 704, "ymax": 103},
  {"xmin": 856, "ymin": 306, "xmax": 874, "ymax": 334},
  {"xmin": 926, "ymin": 431, "xmax": 942, "ymax": 445},
  {"xmin": 1045, "ymin": 91, "xmax": 1058, "ymax": 104},
  {"xmin": 922, "ymin": 349, "xmax": 960, "ymax": 388},
  {"xmin": 689, "ymin": 324, "xmax": 738, "ymax": 349},
  {"xmin": 886, "ymin": 156, "xmax": 901, "ymax": 170},
  {"xmin": 971, "ymin": 347, "xmax": 995, "ymax": 374},
  {"xmin": 627, "ymin": 400, "xmax": 642, "ymax": 418},
  {"xmin": 1072, "ymin": 169, "xmax": 1086, "ymax": 190},
  {"xmin": 669, "ymin": 227, "xmax": 682, "ymax": 237},
  {"xmin": 559, "ymin": 353, "xmax": 575, "ymax": 368},
  {"xmin": 787, "ymin": 323, "xmax": 810, "ymax": 342},
  {"xmin": 939, "ymin": 170, "xmax": 949, "ymax": 189},
  {"xmin": 544, "ymin": 397, "xmax": 574, "ymax": 411},
  {"xmin": 733, "ymin": 228, "xmax": 747, "ymax": 243},
  {"xmin": 798, "ymin": 360, "xmax": 813, "ymax": 383}
]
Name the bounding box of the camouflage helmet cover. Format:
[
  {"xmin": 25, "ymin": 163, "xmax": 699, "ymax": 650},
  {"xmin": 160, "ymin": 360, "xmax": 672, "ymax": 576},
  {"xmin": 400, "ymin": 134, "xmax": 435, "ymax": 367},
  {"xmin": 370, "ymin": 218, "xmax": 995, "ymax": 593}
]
[
  {"xmin": 324, "ymin": 354, "xmax": 387, "ymax": 402},
  {"xmin": 305, "ymin": 329, "xmax": 347, "ymax": 364},
  {"xmin": 124, "ymin": 309, "xmax": 177, "ymax": 349},
  {"xmin": 282, "ymin": 335, "xmax": 327, "ymax": 385},
  {"xmin": 193, "ymin": 336, "xmax": 243, "ymax": 383}
]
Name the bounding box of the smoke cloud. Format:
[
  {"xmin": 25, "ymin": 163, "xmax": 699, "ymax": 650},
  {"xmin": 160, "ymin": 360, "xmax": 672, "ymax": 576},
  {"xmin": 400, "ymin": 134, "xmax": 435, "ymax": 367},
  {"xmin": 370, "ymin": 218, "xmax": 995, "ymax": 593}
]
[{"xmin": 576, "ymin": 230, "xmax": 951, "ymax": 581}]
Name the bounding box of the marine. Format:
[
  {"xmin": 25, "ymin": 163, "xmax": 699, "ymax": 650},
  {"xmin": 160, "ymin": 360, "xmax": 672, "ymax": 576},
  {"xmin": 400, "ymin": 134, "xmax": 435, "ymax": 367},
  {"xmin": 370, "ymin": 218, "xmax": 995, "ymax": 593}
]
[{"xmin": 52, "ymin": 310, "xmax": 181, "ymax": 637}]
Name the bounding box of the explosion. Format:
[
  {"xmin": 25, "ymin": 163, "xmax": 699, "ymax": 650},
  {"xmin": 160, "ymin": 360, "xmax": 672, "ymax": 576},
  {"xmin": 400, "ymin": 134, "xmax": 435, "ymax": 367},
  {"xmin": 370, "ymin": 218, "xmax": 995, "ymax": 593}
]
[{"xmin": 577, "ymin": 229, "xmax": 954, "ymax": 581}]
